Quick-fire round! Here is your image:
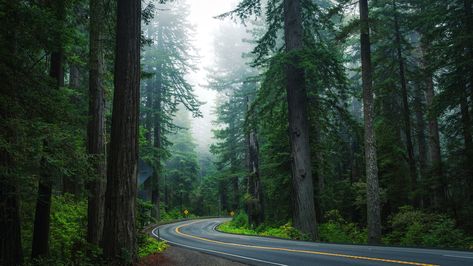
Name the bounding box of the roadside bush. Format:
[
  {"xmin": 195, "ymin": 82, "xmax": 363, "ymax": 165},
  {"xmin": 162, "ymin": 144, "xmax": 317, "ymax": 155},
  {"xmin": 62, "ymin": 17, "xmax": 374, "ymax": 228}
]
[
  {"xmin": 318, "ymin": 210, "xmax": 367, "ymax": 244},
  {"xmin": 137, "ymin": 235, "xmax": 168, "ymax": 258},
  {"xmin": 384, "ymin": 206, "xmax": 473, "ymax": 249},
  {"xmin": 230, "ymin": 212, "xmax": 249, "ymax": 228},
  {"xmin": 25, "ymin": 194, "xmax": 103, "ymax": 265}
]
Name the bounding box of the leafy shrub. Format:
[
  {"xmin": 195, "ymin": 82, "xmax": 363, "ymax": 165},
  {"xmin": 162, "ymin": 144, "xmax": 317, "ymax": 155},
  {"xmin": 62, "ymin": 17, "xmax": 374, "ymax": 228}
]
[
  {"xmin": 230, "ymin": 212, "xmax": 249, "ymax": 228},
  {"xmin": 137, "ymin": 199, "xmax": 155, "ymax": 228},
  {"xmin": 137, "ymin": 235, "xmax": 168, "ymax": 258},
  {"xmin": 384, "ymin": 206, "xmax": 473, "ymax": 249},
  {"xmin": 318, "ymin": 210, "xmax": 367, "ymax": 244},
  {"xmin": 27, "ymin": 194, "xmax": 103, "ymax": 265},
  {"xmin": 220, "ymin": 218, "xmax": 308, "ymax": 240}
]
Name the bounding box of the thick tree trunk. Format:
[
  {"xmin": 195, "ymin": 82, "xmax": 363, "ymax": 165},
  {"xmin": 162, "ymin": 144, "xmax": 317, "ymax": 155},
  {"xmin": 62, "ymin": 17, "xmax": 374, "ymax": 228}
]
[
  {"xmin": 31, "ymin": 158, "xmax": 53, "ymax": 259},
  {"xmin": 245, "ymin": 96, "xmax": 264, "ymax": 227},
  {"xmin": 464, "ymin": 0, "xmax": 473, "ymax": 107},
  {"xmin": 247, "ymin": 129, "xmax": 264, "ymax": 227},
  {"xmin": 87, "ymin": 0, "xmax": 106, "ymax": 246},
  {"xmin": 394, "ymin": 1, "xmax": 418, "ymax": 204},
  {"xmin": 102, "ymin": 0, "xmax": 141, "ymax": 262},
  {"xmin": 414, "ymin": 86, "xmax": 427, "ymax": 207},
  {"xmin": 463, "ymin": 0, "xmax": 473, "ymax": 198},
  {"xmin": 283, "ymin": 0, "xmax": 317, "ymax": 240},
  {"xmin": 1, "ymin": 1, "xmax": 23, "ymax": 264},
  {"xmin": 32, "ymin": 1, "xmax": 65, "ymax": 258},
  {"xmin": 360, "ymin": 0, "xmax": 381, "ymax": 244},
  {"xmin": 421, "ymin": 41, "xmax": 444, "ymax": 208},
  {"xmin": 0, "ymin": 169, "xmax": 23, "ymax": 266}
]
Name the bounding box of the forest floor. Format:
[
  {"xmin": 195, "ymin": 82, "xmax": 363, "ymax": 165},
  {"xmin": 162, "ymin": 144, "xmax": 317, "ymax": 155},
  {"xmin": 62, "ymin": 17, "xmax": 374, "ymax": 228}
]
[{"xmin": 136, "ymin": 246, "xmax": 248, "ymax": 266}]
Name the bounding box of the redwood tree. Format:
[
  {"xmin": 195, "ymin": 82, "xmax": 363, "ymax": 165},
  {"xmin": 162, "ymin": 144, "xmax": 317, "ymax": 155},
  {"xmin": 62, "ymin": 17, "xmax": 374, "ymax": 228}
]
[
  {"xmin": 102, "ymin": 0, "xmax": 141, "ymax": 262},
  {"xmin": 283, "ymin": 0, "xmax": 318, "ymax": 240},
  {"xmin": 360, "ymin": 0, "xmax": 382, "ymax": 244},
  {"xmin": 87, "ymin": 0, "xmax": 106, "ymax": 245}
]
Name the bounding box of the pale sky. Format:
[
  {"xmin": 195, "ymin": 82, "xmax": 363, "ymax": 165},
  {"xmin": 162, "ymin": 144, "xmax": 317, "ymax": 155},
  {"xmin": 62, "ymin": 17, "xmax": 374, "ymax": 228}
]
[{"xmin": 186, "ymin": 0, "xmax": 239, "ymax": 154}]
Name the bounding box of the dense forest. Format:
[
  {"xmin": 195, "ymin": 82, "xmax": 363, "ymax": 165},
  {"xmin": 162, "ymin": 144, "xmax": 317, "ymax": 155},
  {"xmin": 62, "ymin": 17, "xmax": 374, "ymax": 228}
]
[{"xmin": 1, "ymin": 0, "xmax": 473, "ymax": 265}]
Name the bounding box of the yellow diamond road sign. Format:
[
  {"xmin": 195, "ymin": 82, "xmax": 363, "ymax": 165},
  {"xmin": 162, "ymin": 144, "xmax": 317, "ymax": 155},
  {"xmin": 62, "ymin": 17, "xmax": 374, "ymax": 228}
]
[
  {"xmin": 230, "ymin": 211, "xmax": 235, "ymax": 217},
  {"xmin": 184, "ymin": 209, "xmax": 189, "ymax": 215}
]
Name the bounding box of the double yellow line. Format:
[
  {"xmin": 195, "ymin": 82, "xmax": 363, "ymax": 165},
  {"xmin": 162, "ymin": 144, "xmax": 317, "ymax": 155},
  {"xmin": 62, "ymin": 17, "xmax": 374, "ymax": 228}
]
[{"xmin": 175, "ymin": 221, "xmax": 439, "ymax": 266}]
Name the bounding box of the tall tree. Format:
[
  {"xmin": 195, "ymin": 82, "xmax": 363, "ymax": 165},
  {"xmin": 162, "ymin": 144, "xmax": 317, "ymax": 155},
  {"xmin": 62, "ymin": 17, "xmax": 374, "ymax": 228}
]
[
  {"xmin": 87, "ymin": 0, "xmax": 106, "ymax": 245},
  {"xmin": 360, "ymin": 0, "xmax": 381, "ymax": 244},
  {"xmin": 246, "ymin": 93, "xmax": 264, "ymax": 227},
  {"xmin": 102, "ymin": 0, "xmax": 141, "ymax": 262},
  {"xmin": 393, "ymin": 0, "xmax": 418, "ymax": 203},
  {"xmin": 0, "ymin": 1, "xmax": 22, "ymax": 264},
  {"xmin": 31, "ymin": 0, "xmax": 65, "ymax": 259},
  {"xmin": 283, "ymin": 0, "xmax": 317, "ymax": 240}
]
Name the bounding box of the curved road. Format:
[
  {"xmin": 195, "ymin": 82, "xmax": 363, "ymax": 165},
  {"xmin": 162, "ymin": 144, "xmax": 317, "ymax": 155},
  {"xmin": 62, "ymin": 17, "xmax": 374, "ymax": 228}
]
[{"xmin": 152, "ymin": 218, "xmax": 473, "ymax": 266}]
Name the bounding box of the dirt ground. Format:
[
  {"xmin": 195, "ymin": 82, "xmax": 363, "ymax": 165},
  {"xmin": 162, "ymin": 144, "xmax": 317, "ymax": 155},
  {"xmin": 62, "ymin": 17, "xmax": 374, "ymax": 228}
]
[{"xmin": 136, "ymin": 246, "xmax": 248, "ymax": 266}]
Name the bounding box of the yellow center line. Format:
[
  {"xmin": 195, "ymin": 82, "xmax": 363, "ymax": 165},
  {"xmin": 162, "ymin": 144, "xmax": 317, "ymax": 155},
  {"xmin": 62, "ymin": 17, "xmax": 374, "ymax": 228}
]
[{"xmin": 174, "ymin": 221, "xmax": 439, "ymax": 266}]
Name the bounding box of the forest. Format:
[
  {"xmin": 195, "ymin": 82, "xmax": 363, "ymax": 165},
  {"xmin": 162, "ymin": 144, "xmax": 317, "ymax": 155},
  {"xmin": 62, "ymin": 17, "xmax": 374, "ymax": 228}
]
[{"xmin": 1, "ymin": 0, "xmax": 473, "ymax": 265}]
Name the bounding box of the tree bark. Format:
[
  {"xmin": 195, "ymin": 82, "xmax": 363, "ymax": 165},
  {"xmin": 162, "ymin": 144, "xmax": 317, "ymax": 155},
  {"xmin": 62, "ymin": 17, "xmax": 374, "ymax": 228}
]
[
  {"xmin": 87, "ymin": 0, "xmax": 106, "ymax": 246},
  {"xmin": 0, "ymin": 1, "xmax": 23, "ymax": 264},
  {"xmin": 102, "ymin": 0, "xmax": 141, "ymax": 262},
  {"xmin": 32, "ymin": 0, "xmax": 65, "ymax": 259},
  {"xmin": 0, "ymin": 170, "xmax": 23, "ymax": 266},
  {"xmin": 360, "ymin": 0, "xmax": 381, "ymax": 244},
  {"xmin": 283, "ymin": 0, "xmax": 318, "ymax": 240},
  {"xmin": 246, "ymin": 96, "xmax": 264, "ymax": 227},
  {"xmin": 460, "ymin": 87, "xmax": 473, "ymax": 197},
  {"xmin": 393, "ymin": 0, "xmax": 418, "ymax": 204},
  {"xmin": 414, "ymin": 86, "xmax": 427, "ymax": 207},
  {"xmin": 464, "ymin": 0, "xmax": 473, "ymax": 107}
]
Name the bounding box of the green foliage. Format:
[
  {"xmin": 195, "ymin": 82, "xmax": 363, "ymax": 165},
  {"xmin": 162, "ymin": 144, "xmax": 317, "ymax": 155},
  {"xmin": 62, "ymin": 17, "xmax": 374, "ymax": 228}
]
[
  {"xmin": 219, "ymin": 213, "xmax": 309, "ymax": 241},
  {"xmin": 137, "ymin": 198, "xmax": 155, "ymax": 228},
  {"xmin": 137, "ymin": 235, "xmax": 168, "ymax": 258},
  {"xmin": 230, "ymin": 212, "xmax": 249, "ymax": 228},
  {"xmin": 318, "ymin": 210, "xmax": 367, "ymax": 244},
  {"xmin": 25, "ymin": 195, "xmax": 103, "ymax": 265},
  {"xmin": 384, "ymin": 206, "xmax": 473, "ymax": 249}
]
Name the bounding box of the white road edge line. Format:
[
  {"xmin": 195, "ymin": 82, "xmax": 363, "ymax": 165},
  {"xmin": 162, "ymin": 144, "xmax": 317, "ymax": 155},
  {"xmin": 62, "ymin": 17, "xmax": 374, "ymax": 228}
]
[
  {"xmin": 442, "ymin": 254, "xmax": 473, "ymax": 259},
  {"xmin": 151, "ymin": 227, "xmax": 288, "ymax": 266}
]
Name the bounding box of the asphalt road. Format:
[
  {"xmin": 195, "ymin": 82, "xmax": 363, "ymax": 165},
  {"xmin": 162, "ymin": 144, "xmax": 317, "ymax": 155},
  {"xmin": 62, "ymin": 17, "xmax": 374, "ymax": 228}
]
[{"xmin": 151, "ymin": 218, "xmax": 473, "ymax": 266}]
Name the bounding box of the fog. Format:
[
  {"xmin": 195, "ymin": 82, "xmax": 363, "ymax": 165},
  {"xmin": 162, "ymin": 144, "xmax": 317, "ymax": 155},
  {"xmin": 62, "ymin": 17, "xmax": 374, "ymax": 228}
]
[{"xmin": 186, "ymin": 0, "xmax": 240, "ymax": 155}]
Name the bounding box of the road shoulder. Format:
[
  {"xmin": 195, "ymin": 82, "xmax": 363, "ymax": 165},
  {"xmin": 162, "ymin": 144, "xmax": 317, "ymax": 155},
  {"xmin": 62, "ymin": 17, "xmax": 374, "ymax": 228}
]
[{"xmin": 136, "ymin": 245, "xmax": 248, "ymax": 266}]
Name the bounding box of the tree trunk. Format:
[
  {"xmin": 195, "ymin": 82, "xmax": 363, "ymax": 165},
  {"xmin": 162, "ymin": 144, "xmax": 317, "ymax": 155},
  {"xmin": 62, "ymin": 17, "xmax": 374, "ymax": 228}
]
[
  {"xmin": 246, "ymin": 96, "xmax": 264, "ymax": 227},
  {"xmin": 145, "ymin": 82, "xmax": 153, "ymax": 143},
  {"xmin": 219, "ymin": 180, "xmax": 228, "ymax": 214},
  {"xmin": 63, "ymin": 64, "xmax": 81, "ymax": 195},
  {"xmin": 151, "ymin": 73, "xmax": 162, "ymax": 221},
  {"xmin": 360, "ymin": 0, "xmax": 381, "ymax": 244},
  {"xmin": 464, "ymin": 0, "xmax": 473, "ymax": 107},
  {"xmin": 414, "ymin": 86, "xmax": 427, "ymax": 208},
  {"xmin": 102, "ymin": 0, "xmax": 141, "ymax": 262},
  {"xmin": 460, "ymin": 87, "xmax": 473, "ymax": 198},
  {"xmin": 0, "ymin": 170, "xmax": 23, "ymax": 266},
  {"xmin": 0, "ymin": 1, "xmax": 23, "ymax": 264},
  {"xmin": 393, "ymin": 1, "xmax": 418, "ymax": 205},
  {"xmin": 421, "ymin": 40, "xmax": 444, "ymax": 208},
  {"xmin": 283, "ymin": 0, "xmax": 317, "ymax": 240},
  {"xmin": 87, "ymin": 0, "xmax": 106, "ymax": 246},
  {"xmin": 32, "ymin": 1, "xmax": 65, "ymax": 258}
]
